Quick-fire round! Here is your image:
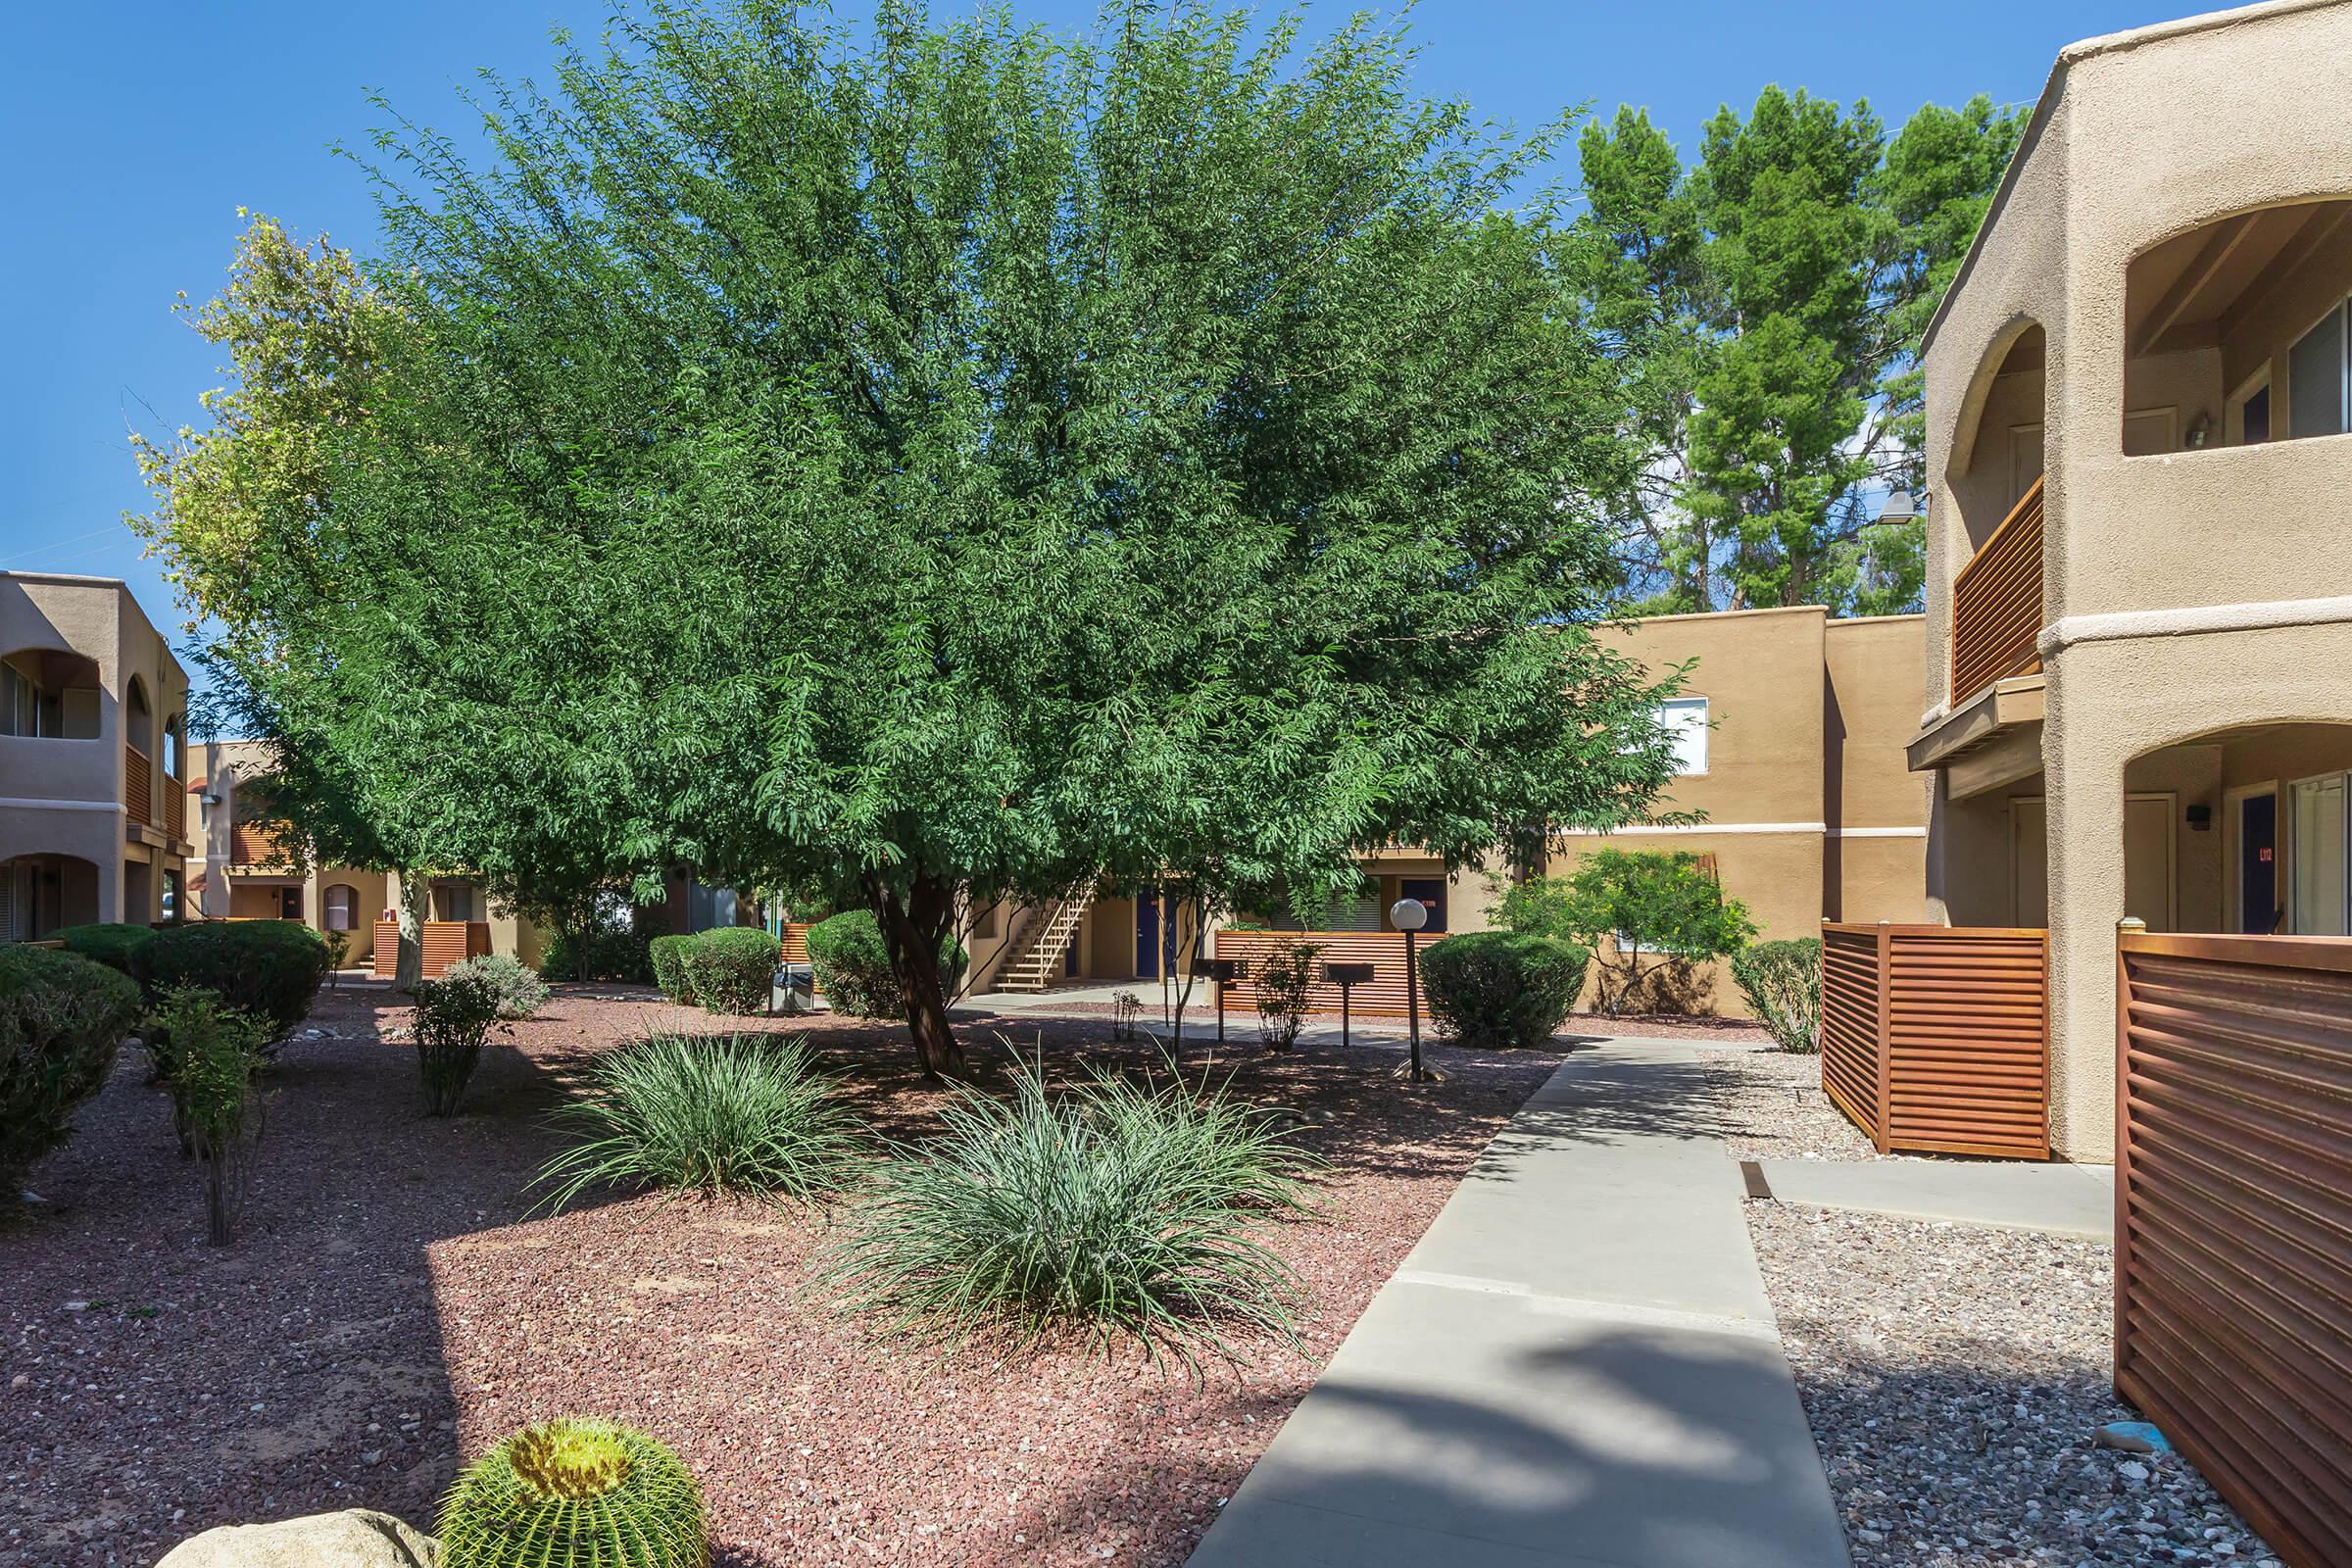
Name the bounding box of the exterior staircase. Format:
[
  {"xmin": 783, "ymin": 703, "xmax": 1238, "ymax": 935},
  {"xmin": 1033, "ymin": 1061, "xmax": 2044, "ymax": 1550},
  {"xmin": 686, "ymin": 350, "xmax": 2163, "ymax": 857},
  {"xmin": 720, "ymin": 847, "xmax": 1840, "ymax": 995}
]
[{"xmin": 988, "ymin": 888, "xmax": 1097, "ymax": 993}]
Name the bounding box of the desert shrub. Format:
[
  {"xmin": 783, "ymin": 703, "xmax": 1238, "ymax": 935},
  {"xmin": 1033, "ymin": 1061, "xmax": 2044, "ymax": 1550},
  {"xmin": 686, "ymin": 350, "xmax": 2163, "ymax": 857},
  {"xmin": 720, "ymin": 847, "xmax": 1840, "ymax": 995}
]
[
  {"xmin": 412, "ymin": 967, "xmax": 513, "ymax": 1117},
  {"xmin": 804, "ymin": 910, "xmax": 965, "ymax": 1019},
  {"xmin": 534, "ymin": 1033, "xmax": 862, "ymax": 1209},
  {"xmin": 1732, "ymin": 938, "xmax": 1823, "ymax": 1053},
  {"xmin": 680, "ymin": 927, "xmax": 781, "ymax": 1016},
  {"xmin": 544, "ymin": 927, "xmax": 653, "ymax": 984},
  {"xmin": 0, "ymin": 947, "xmax": 141, "ymax": 1197},
  {"xmin": 440, "ymin": 1417, "xmax": 706, "ymax": 1568},
  {"xmin": 1419, "ymin": 932, "xmax": 1591, "ymax": 1049},
  {"xmin": 1506, "ymin": 850, "xmax": 1755, "ymax": 1016},
  {"xmin": 54, "ymin": 922, "xmax": 158, "ymax": 978},
  {"xmin": 826, "ymin": 1059, "xmax": 1311, "ymax": 1368},
  {"xmin": 142, "ymin": 919, "xmax": 330, "ymax": 1049},
  {"xmin": 1251, "ymin": 939, "xmax": 1325, "ymax": 1051},
  {"xmin": 648, "ymin": 934, "xmax": 700, "ymax": 1005},
  {"xmin": 144, "ymin": 986, "xmax": 270, "ymax": 1244},
  {"xmin": 444, "ymin": 953, "xmax": 551, "ymax": 1020}
]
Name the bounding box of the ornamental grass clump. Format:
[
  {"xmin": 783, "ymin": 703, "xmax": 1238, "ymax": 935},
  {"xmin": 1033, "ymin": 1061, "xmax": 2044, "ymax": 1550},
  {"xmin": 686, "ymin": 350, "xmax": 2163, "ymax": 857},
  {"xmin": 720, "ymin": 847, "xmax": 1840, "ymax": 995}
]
[
  {"xmin": 439, "ymin": 1416, "xmax": 706, "ymax": 1568},
  {"xmin": 532, "ymin": 1033, "xmax": 863, "ymax": 1210},
  {"xmin": 826, "ymin": 1057, "xmax": 1313, "ymax": 1370}
]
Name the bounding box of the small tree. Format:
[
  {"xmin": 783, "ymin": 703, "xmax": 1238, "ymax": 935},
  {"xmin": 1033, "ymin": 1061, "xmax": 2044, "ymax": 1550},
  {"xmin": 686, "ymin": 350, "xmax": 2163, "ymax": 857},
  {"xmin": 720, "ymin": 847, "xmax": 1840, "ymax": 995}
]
[
  {"xmin": 146, "ymin": 987, "xmax": 271, "ymax": 1245},
  {"xmin": 1536, "ymin": 850, "xmax": 1756, "ymax": 1015},
  {"xmin": 413, "ymin": 969, "xmax": 513, "ymax": 1117},
  {"xmin": 1252, "ymin": 940, "xmax": 1325, "ymax": 1053}
]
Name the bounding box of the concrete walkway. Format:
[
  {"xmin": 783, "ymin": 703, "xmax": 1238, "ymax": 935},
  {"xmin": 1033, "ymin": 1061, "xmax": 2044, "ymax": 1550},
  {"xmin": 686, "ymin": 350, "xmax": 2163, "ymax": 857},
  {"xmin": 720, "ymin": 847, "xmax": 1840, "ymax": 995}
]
[
  {"xmin": 1187, "ymin": 1043, "xmax": 1849, "ymax": 1568},
  {"xmin": 1752, "ymin": 1157, "xmax": 2115, "ymax": 1239}
]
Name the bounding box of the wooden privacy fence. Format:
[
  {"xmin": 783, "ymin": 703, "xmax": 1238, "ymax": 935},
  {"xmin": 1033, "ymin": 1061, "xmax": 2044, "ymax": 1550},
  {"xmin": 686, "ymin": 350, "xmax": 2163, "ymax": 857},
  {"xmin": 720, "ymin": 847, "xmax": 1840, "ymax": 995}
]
[
  {"xmin": 1950, "ymin": 473, "xmax": 2044, "ymax": 705},
  {"xmin": 1819, "ymin": 921, "xmax": 2050, "ymax": 1158},
  {"xmin": 2116, "ymin": 931, "xmax": 2352, "ymax": 1568},
  {"xmin": 1210, "ymin": 929, "xmax": 1416, "ymax": 1016},
  {"xmin": 369, "ymin": 919, "xmax": 492, "ymax": 980}
]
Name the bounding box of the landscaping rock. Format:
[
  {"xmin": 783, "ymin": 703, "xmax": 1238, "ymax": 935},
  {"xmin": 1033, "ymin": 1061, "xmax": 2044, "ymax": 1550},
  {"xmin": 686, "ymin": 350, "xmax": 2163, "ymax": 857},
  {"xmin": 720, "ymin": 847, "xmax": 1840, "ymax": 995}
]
[{"xmin": 154, "ymin": 1508, "xmax": 439, "ymax": 1568}]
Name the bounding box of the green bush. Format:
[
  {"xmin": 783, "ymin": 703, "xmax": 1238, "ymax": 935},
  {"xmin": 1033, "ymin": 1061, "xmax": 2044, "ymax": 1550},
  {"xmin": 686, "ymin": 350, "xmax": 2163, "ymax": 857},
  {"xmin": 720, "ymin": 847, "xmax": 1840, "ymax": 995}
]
[
  {"xmin": 543, "ymin": 928, "xmax": 653, "ymax": 984},
  {"xmin": 0, "ymin": 946, "xmax": 141, "ymax": 1196},
  {"xmin": 412, "ymin": 967, "xmax": 512, "ymax": 1116},
  {"xmin": 443, "ymin": 953, "xmax": 550, "ymax": 1020},
  {"xmin": 534, "ymin": 1033, "xmax": 863, "ymax": 1210},
  {"xmin": 1419, "ymin": 932, "xmax": 1590, "ymax": 1050},
  {"xmin": 144, "ymin": 986, "xmax": 271, "ymax": 1244},
  {"xmin": 1731, "ymin": 938, "xmax": 1823, "ymax": 1054},
  {"xmin": 680, "ymin": 927, "xmax": 781, "ymax": 1016},
  {"xmin": 826, "ymin": 1059, "xmax": 1311, "ymax": 1367},
  {"xmin": 439, "ymin": 1417, "xmax": 706, "ymax": 1568},
  {"xmin": 54, "ymin": 922, "xmax": 158, "ymax": 978},
  {"xmin": 805, "ymin": 909, "xmax": 964, "ymax": 1019},
  {"xmin": 1504, "ymin": 851, "xmax": 1757, "ymax": 1016},
  {"xmin": 1252, "ymin": 939, "xmax": 1325, "ymax": 1052},
  {"xmin": 143, "ymin": 920, "xmax": 330, "ymax": 1050},
  {"xmin": 648, "ymin": 934, "xmax": 700, "ymax": 1005}
]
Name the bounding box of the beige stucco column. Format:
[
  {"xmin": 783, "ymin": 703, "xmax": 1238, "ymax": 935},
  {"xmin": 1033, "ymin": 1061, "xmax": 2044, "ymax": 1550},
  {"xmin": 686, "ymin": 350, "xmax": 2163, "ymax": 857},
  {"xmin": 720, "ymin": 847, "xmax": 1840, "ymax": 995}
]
[{"xmin": 2040, "ymin": 663, "xmax": 2124, "ymax": 1163}]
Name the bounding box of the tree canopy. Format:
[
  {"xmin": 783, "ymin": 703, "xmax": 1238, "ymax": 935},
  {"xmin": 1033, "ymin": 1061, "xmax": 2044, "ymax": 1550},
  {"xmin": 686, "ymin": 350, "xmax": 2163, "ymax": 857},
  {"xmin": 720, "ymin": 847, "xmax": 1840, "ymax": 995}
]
[{"xmin": 142, "ymin": 1, "xmax": 1690, "ymax": 1074}]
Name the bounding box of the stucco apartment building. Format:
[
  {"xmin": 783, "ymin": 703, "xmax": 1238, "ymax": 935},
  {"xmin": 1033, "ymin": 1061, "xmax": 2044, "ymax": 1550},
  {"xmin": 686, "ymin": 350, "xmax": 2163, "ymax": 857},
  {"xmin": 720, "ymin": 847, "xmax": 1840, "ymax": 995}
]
[
  {"xmin": 0, "ymin": 572, "xmax": 193, "ymax": 939},
  {"xmin": 1909, "ymin": 0, "xmax": 2352, "ymax": 1160}
]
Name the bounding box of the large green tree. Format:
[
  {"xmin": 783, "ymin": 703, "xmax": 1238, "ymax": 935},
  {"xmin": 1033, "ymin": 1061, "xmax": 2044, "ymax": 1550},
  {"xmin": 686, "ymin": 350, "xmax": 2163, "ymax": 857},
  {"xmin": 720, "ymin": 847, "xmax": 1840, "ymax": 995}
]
[
  {"xmin": 1572, "ymin": 89, "xmax": 2022, "ymax": 614},
  {"xmin": 152, "ymin": 2, "xmax": 1688, "ymax": 1076}
]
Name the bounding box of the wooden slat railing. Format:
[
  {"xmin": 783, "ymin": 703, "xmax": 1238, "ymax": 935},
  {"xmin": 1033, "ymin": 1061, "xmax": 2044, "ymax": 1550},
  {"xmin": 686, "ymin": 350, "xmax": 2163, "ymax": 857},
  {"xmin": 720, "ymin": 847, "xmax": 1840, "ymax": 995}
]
[
  {"xmin": 123, "ymin": 743, "xmax": 150, "ymax": 824},
  {"xmin": 231, "ymin": 823, "xmax": 286, "ymax": 866},
  {"xmin": 165, "ymin": 776, "xmax": 185, "ymax": 842},
  {"xmin": 2117, "ymin": 930, "xmax": 2352, "ymax": 1568},
  {"xmin": 1212, "ymin": 929, "xmax": 1417, "ymax": 1016},
  {"xmin": 1950, "ymin": 474, "xmax": 2044, "ymax": 706},
  {"xmin": 1820, "ymin": 921, "xmax": 2049, "ymax": 1158}
]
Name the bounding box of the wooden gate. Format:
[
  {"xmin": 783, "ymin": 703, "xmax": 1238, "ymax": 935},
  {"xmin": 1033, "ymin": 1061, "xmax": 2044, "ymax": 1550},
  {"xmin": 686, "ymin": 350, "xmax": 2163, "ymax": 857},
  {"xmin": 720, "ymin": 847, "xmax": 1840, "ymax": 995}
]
[
  {"xmin": 1819, "ymin": 921, "xmax": 2049, "ymax": 1158},
  {"xmin": 2116, "ymin": 930, "xmax": 2352, "ymax": 1568}
]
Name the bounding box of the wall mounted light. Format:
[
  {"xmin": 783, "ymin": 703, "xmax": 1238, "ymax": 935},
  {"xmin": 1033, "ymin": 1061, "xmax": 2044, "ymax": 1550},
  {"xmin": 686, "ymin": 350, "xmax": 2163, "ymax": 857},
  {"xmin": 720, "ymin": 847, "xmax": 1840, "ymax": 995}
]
[{"xmin": 2186, "ymin": 804, "xmax": 2213, "ymax": 832}]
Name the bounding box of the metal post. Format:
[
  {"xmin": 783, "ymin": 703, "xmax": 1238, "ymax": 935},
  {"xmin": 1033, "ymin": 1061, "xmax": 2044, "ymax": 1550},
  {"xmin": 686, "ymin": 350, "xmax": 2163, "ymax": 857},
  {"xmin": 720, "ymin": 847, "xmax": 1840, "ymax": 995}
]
[
  {"xmin": 1405, "ymin": 927, "xmax": 1421, "ymax": 1080},
  {"xmin": 1215, "ymin": 973, "xmax": 1226, "ymax": 1047},
  {"xmin": 1341, "ymin": 982, "xmax": 1351, "ymax": 1050}
]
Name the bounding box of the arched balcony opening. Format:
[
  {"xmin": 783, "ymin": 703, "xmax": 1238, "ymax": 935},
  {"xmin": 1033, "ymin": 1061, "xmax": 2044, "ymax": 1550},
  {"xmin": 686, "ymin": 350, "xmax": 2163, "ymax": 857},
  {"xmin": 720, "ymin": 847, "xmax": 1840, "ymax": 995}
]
[
  {"xmin": 0, "ymin": 854, "xmax": 102, "ymax": 942},
  {"xmin": 1945, "ymin": 324, "xmax": 2047, "ymax": 708},
  {"xmin": 124, "ymin": 676, "xmax": 154, "ymax": 826},
  {"xmin": 0, "ymin": 648, "xmax": 102, "ymax": 740}
]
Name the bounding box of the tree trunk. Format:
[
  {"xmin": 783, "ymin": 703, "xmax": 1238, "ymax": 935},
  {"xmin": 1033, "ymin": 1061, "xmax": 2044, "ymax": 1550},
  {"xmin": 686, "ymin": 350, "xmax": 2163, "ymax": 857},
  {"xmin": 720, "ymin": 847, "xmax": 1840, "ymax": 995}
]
[
  {"xmin": 869, "ymin": 870, "xmax": 965, "ymax": 1081},
  {"xmin": 396, "ymin": 871, "xmax": 427, "ymax": 987}
]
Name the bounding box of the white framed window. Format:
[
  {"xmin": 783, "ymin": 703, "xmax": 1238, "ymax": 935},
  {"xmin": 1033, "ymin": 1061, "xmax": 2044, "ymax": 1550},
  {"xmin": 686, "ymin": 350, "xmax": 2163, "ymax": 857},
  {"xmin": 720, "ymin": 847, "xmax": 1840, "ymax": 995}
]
[
  {"xmin": 1657, "ymin": 697, "xmax": 1709, "ymax": 776},
  {"xmin": 323, "ymin": 884, "xmax": 358, "ymax": 932},
  {"xmin": 2290, "ymin": 771, "xmax": 2350, "ymax": 936}
]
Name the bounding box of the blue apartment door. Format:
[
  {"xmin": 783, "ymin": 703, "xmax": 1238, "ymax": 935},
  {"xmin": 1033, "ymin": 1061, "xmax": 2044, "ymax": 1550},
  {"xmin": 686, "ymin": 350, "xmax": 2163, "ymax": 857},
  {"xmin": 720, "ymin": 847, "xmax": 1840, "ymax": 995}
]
[
  {"xmin": 2239, "ymin": 792, "xmax": 2278, "ymax": 933},
  {"xmin": 1399, "ymin": 878, "xmax": 1447, "ymax": 932},
  {"xmin": 1136, "ymin": 893, "xmax": 1162, "ymax": 979}
]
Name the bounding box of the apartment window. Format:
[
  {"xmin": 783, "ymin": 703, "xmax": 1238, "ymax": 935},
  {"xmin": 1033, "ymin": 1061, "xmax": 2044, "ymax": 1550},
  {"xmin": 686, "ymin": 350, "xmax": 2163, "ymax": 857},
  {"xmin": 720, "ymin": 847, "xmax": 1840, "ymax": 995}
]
[
  {"xmin": 2288, "ymin": 300, "xmax": 2350, "ymax": 440},
  {"xmin": 322, "ymin": 884, "xmax": 358, "ymax": 932},
  {"xmin": 2290, "ymin": 772, "xmax": 2350, "ymax": 936},
  {"xmin": 1658, "ymin": 697, "xmax": 1709, "ymax": 776}
]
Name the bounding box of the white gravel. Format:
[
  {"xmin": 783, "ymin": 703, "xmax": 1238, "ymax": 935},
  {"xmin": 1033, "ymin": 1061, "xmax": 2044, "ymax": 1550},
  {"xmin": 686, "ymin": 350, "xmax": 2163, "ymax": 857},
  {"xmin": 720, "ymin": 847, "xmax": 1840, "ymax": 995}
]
[
  {"xmin": 1746, "ymin": 1203, "xmax": 2278, "ymax": 1567},
  {"xmin": 1703, "ymin": 1049, "xmax": 1896, "ymax": 1161}
]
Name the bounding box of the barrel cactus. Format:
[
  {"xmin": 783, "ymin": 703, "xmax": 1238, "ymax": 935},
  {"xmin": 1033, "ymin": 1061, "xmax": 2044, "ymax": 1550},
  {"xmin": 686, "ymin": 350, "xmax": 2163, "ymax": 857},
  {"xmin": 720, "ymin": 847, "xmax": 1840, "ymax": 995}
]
[{"xmin": 439, "ymin": 1418, "xmax": 707, "ymax": 1568}]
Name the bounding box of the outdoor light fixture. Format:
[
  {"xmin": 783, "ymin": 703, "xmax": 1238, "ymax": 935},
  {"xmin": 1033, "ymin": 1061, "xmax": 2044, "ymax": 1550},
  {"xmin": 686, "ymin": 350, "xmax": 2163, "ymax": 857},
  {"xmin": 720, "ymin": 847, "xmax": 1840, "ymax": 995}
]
[
  {"xmin": 2186, "ymin": 804, "xmax": 2213, "ymax": 832},
  {"xmin": 1874, "ymin": 489, "xmax": 1919, "ymax": 525},
  {"xmin": 1390, "ymin": 897, "xmax": 1434, "ymax": 1083}
]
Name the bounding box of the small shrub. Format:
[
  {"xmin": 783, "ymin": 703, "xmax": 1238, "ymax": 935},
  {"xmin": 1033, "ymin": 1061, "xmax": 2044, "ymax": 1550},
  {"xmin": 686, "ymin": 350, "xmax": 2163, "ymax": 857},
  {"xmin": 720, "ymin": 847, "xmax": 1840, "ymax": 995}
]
[
  {"xmin": 648, "ymin": 934, "xmax": 701, "ymax": 1005},
  {"xmin": 143, "ymin": 920, "xmax": 330, "ymax": 1050},
  {"xmin": 54, "ymin": 922, "xmax": 158, "ymax": 978},
  {"xmin": 1510, "ymin": 851, "xmax": 1757, "ymax": 1016},
  {"xmin": 145, "ymin": 986, "xmax": 270, "ymax": 1245},
  {"xmin": 805, "ymin": 910, "xmax": 964, "ymax": 1019},
  {"xmin": 439, "ymin": 1417, "xmax": 706, "ymax": 1568},
  {"xmin": 0, "ymin": 947, "xmax": 141, "ymax": 1197},
  {"xmin": 534, "ymin": 1033, "xmax": 862, "ymax": 1209},
  {"xmin": 1251, "ymin": 939, "xmax": 1325, "ymax": 1051},
  {"xmin": 319, "ymin": 928, "xmax": 352, "ymax": 989},
  {"xmin": 680, "ymin": 927, "xmax": 781, "ymax": 1016},
  {"xmin": 825, "ymin": 1058, "xmax": 1311, "ymax": 1369},
  {"xmin": 412, "ymin": 967, "xmax": 513, "ymax": 1117},
  {"xmin": 444, "ymin": 953, "xmax": 551, "ymax": 1020},
  {"xmin": 1732, "ymin": 938, "xmax": 1823, "ymax": 1053},
  {"xmin": 1419, "ymin": 932, "xmax": 1591, "ymax": 1050},
  {"xmin": 545, "ymin": 928, "xmax": 653, "ymax": 984}
]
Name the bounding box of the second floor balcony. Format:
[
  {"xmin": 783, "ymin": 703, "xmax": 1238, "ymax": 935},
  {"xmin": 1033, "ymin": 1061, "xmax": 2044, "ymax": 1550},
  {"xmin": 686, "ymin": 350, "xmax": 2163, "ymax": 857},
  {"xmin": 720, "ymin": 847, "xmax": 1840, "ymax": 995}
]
[{"xmin": 1949, "ymin": 474, "xmax": 2043, "ymax": 709}]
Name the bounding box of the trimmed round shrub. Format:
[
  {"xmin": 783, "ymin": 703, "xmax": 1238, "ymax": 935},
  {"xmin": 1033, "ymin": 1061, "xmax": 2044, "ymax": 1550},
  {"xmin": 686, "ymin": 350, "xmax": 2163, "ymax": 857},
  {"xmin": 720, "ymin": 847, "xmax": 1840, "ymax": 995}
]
[
  {"xmin": 143, "ymin": 920, "xmax": 330, "ymax": 1050},
  {"xmin": 1731, "ymin": 937, "xmax": 1822, "ymax": 1054},
  {"xmin": 1, "ymin": 946, "xmax": 141, "ymax": 1195},
  {"xmin": 443, "ymin": 952, "xmax": 551, "ymax": 1020},
  {"xmin": 648, "ymin": 933, "xmax": 700, "ymax": 1005},
  {"xmin": 55, "ymin": 922, "xmax": 158, "ymax": 978},
  {"xmin": 534, "ymin": 1032, "xmax": 862, "ymax": 1210},
  {"xmin": 439, "ymin": 1416, "xmax": 706, "ymax": 1568},
  {"xmin": 825, "ymin": 1061, "xmax": 1311, "ymax": 1367},
  {"xmin": 680, "ymin": 927, "xmax": 781, "ymax": 1016},
  {"xmin": 805, "ymin": 909, "xmax": 964, "ymax": 1019},
  {"xmin": 1419, "ymin": 931, "xmax": 1590, "ymax": 1050}
]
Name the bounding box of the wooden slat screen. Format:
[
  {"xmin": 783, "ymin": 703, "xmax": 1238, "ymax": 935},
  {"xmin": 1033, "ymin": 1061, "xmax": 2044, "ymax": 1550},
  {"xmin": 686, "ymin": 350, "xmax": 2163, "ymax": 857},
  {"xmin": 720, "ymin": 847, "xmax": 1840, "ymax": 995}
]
[
  {"xmin": 2117, "ymin": 931, "xmax": 2352, "ymax": 1568},
  {"xmin": 1950, "ymin": 473, "xmax": 2044, "ymax": 705},
  {"xmin": 778, "ymin": 923, "xmax": 810, "ymax": 964},
  {"xmin": 1212, "ymin": 929, "xmax": 1417, "ymax": 1016},
  {"xmin": 231, "ymin": 823, "xmax": 286, "ymax": 866},
  {"xmin": 165, "ymin": 776, "xmax": 184, "ymax": 842},
  {"xmin": 123, "ymin": 743, "xmax": 150, "ymax": 824},
  {"xmin": 369, "ymin": 920, "xmax": 492, "ymax": 980},
  {"xmin": 1820, "ymin": 922, "xmax": 2049, "ymax": 1159}
]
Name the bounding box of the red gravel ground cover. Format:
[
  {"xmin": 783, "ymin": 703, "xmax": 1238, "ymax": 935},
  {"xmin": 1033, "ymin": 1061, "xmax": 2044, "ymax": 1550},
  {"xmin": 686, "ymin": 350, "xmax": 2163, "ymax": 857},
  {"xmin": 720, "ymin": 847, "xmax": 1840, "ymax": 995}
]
[{"xmin": 1, "ymin": 986, "xmax": 1565, "ymax": 1567}]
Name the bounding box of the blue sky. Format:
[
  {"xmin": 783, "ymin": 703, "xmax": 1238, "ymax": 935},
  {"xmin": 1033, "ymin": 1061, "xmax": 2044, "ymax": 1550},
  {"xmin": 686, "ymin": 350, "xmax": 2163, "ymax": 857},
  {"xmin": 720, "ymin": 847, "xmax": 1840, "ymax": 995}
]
[{"xmin": 0, "ymin": 0, "xmax": 2166, "ymax": 649}]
